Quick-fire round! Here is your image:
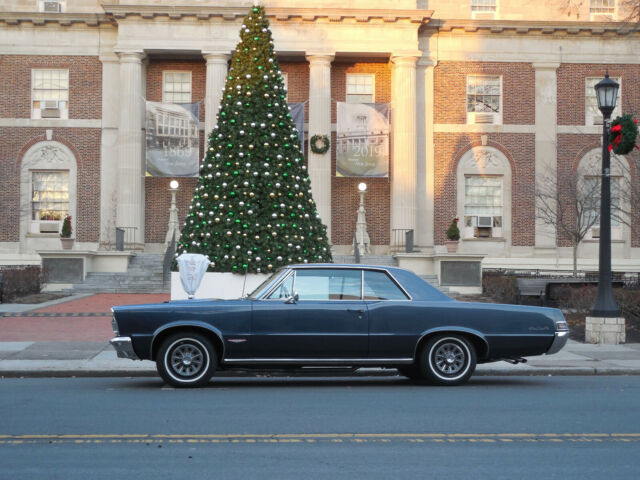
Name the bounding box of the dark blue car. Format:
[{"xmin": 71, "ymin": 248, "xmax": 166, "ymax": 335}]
[{"xmin": 110, "ymin": 264, "xmax": 569, "ymax": 387}]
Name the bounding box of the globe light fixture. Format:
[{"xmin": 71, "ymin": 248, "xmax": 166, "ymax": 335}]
[
  {"xmin": 170, "ymin": 180, "xmax": 179, "ymax": 190},
  {"xmin": 358, "ymin": 182, "xmax": 367, "ymax": 192}
]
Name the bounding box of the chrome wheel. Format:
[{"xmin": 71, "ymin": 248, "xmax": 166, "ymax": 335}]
[
  {"xmin": 433, "ymin": 341, "xmax": 466, "ymax": 376},
  {"xmin": 156, "ymin": 333, "xmax": 217, "ymax": 388},
  {"xmin": 170, "ymin": 342, "xmax": 205, "ymax": 377},
  {"xmin": 420, "ymin": 335, "xmax": 477, "ymax": 386}
]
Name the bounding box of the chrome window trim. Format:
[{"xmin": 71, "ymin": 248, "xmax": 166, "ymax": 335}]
[{"xmin": 257, "ymin": 265, "xmax": 412, "ymax": 302}]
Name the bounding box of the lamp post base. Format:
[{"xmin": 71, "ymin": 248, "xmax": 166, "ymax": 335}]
[{"xmin": 585, "ymin": 316, "xmax": 625, "ymax": 344}]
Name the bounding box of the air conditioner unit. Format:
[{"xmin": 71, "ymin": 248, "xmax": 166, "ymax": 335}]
[
  {"xmin": 468, "ymin": 112, "xmax": 497, "ymax": 125},
  {"xmin": 477, "ymin": 216, "xmax": 493, "ymax": 228},
  {"xmin": 43, "ymin": 1, "xmax": 61, "ymax": 12},
  {"xmin": 41, "ymin": 100, "xmax": 61, "ymax": 118},
  {"xmin": 592, "ymin": 227, "xmax": 600, "ymax": 239}
]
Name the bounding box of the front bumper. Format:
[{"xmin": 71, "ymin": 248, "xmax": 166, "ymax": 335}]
[
  {"xmin": 109, "ymin": 337, "xmax": 139, "ymax": 360},
  {"xmin": 546, "ymin": 330, "xmax": 569, "ymax": 355}
]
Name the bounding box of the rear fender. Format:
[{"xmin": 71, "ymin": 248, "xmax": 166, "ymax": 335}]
[{"xmin": 415, "ymin": 326, "xmax": 490, "ymax": 361}]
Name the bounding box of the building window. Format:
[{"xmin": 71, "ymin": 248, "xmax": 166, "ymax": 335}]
[
  {"xmin": 583, "ymin": 176, "xmax": 622, "ymax": 228},
  {"xmin": 464, "ymin": 176, "xmax": 503, "ymax": 238},
  {"xmin": 346, "ymin": 74, "xmax": 375, "ymax": 103},
  {"xmin": 163, "ymin": 71, "xmax": 192, "ymax": 103},
  {"xmin": 585, "ymin": 77, "xmax": 621, "ymax": 125},
  {"xmin": 466, "ymin": 75, "xmax": 501, "ymax": 124},
  {"xmin": 38, "ymin": 0, "xmax": 66, "ymax": 13},
  {"xmin": 471, "ymin": 0, "xmax": 497, "ymax": 18},
  {"xmin": 590, "ymin": 0, "xmax": 616, "ymax": 17},
  {"xmin": 32, "ymin": 69, "xmax": 69, "ymax": 119},
  {"xmin": 31, "ymin": 171, "xmax": 69, "ymax": 233}
]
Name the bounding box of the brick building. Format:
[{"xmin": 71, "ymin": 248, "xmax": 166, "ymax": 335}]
[{"xmin": 1, "ymin": 0, "xmax": 639, "ymax": 282}]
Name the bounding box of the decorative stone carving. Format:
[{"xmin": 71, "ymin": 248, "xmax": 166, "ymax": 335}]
[{"xmin": 460, "ymin": 147, "xmax": 507, "ymax": 172}]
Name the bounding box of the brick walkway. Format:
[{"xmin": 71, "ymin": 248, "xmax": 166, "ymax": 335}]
[{"xmin": 0, "ymin": 294, "xmax": 169, "ymax": 342}]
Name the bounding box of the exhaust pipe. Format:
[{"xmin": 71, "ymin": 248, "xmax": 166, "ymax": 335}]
[{"xmin": 503, "ymin": 357, "xmax": 528, "ymax": 365}]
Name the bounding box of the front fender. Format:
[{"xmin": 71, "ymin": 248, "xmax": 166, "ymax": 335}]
[
  {"xmin": 151, "ymin": 321, "xmax": 225, "ymax": 359},
  {"xmin": 414, "ymin": 326, "xmax": 490, "ymax": 360}
]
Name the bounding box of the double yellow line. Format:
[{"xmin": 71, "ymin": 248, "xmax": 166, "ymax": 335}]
[{"xmin": 1, "ymin": 433, "xmax": 639, "ymax": 445}]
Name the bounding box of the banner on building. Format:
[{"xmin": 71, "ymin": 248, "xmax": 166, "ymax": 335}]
[
  {"xmin": 289, "ymin": 102, "xmax": 305, "ymax": 151},
  {"xmin": 336, "ymin": 102, "xmax": 389, "ymax": 177},
  {"xmin": 145, "ymin": 101, "xmax": 200, "ymax": 177}
]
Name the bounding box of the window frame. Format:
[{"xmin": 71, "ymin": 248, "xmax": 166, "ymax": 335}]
[
  {"xmin": 162, "ymin": 71, "xmax": 192, "ymax": 104},
  {"xmin": 31, "ymin": 68, "xmax": 69, "ymax": 120},
  {"xmin": 463, "ymin": 175, "xmax": 504, "ymax": 238},
  {"xmin": 471, "ymin": 0, "xmax": 498, "ymax": 18},
  {"xmin": 346, "ymin": 73, "xmax": 375, "ymax": 104},
  {"xmin": 466, "ymin": 75, "xmax": 502, "ymax": 125},
  {"xmin": 590, "ymin": 0, "xmax": 616, "ymax": 19}
]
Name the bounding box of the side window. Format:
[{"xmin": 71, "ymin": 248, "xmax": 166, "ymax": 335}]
[
  {"xmin": 294, "ymin": 269, "xmax": 362, "ymax": 301},
  {"xmin": 363, "ymin": 271, "xmax": 408, "ymax": 301},
  {"xmin": 267, "ymin": 273, "xmax": 294, "ymax": 299}
]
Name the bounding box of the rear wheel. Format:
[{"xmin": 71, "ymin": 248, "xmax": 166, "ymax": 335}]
[
  {"xmin": 156, "ymin": 332, "xmax": 217, "ymax": 388},
  {"xmin": 419, "ymin": 335, "xmax": 476, "ymax": 386}
]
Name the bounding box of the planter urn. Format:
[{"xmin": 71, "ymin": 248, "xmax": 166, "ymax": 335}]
[
  {"xmin": 445, "ymin": 240, "xmax": 459, "ymax": 253},
  {"xmin": 60, "ymin": 238, "xmax": 75, "ymax": 250}
]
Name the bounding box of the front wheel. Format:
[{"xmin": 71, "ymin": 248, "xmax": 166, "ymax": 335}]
[
  {"xmin": 156, "ymin": 332, "xmax": 217, "ymax": 388},
  {"xmin": 419, "ymin": 335, "xmax": 476, "ymax": 386}
]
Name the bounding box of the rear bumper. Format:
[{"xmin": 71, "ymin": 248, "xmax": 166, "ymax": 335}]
[
  {"xmin": 109, "ymin": 337, "xmax": 139, "ymax": 360},
  {"xmin": 546, "ymin": 331, "xmax": 569, "ymax": 355}
]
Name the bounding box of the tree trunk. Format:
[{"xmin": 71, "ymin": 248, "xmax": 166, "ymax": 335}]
[{"xmin": 573, "ymin": 244, "xmax": 578, "ymax": 277}]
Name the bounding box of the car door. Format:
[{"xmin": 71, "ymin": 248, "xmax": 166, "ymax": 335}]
[
  {"xmin": 251, "ymin": 268, "xmax": 369, "ymax": 359},
  {"xmin": 363, "ymin": 269, "xmax": 417, "ymax": 359}
]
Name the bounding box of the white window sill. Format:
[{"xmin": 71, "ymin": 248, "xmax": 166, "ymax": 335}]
[{"xmin": 462, "ymin": 237, "xmax": 506, "ymax": 242}]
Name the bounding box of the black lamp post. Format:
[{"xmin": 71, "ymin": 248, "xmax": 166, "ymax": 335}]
[{"xmin": 591, "ymin": 73, "xmax": 621, "ymax": 317}]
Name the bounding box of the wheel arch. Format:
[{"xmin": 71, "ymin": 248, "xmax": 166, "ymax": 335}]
[
  {"xmin": 151, "ymin": 322, "xmax": 225, "ymax": 363},
  {"xmin": 414, "ymin": 327, "xmax": 489, "ymax": 362}
]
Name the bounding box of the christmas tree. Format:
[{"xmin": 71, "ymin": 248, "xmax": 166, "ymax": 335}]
[{"xmin": 176, "ymin": 5, "xmax": 332, "ymax": 274}]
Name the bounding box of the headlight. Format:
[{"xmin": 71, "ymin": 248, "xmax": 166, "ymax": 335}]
[{"xmin": 556, "ymin": 321, "xmax": 569, "ymax": 331}]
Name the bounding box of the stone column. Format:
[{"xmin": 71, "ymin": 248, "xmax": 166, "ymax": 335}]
[
  {"xmin": 99, "ymin": 53, "xmax": 120, "ymax": 249},
  {"xmin": 391, "ymin": 54, "xmax": 420, "ymax": 237},
  {"xmin": 416, "ymin": 58, "xmax": 436, "ymax": 251},
  {"xmin": 117, "ymin": 51, "xmax": 145, "ymax": 249},
  {"xmin": 306, "ymin": 53, "xmax": 334, "ymax": 242},
  {"xmin": 533, "ymin": 62, "xmax": 560, "ymax": 253},
  {"xmin": 203, "ymin": 53, "xmax": 230, "ymax": 138}
]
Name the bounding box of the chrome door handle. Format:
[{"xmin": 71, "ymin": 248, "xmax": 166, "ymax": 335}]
[{"xmin": 347, "ymin": 308, "xmax": 364, "ymax": 314}]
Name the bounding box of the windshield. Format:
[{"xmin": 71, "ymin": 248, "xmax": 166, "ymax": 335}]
[{"xmin": 247, "ymin": 268, "xmax": 286, "ymax": 299}]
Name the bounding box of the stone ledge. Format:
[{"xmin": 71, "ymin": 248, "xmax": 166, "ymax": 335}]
[{"xmin": 585, "ymin": 316, "xmax": 626, "ymax": 344}]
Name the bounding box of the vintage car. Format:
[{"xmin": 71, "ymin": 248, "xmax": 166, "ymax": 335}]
[{"xmin": 110, "ymin": 264, "xmax": 569, "ymax": 387}]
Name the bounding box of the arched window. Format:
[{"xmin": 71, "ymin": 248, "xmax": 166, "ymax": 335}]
[
  {"xmin": 577, "ymin": 149, "xmax": 630, "ymax": 242},
  {"xmin": 20, "ymin": 141, "xmax": 77, "ymax": 241},
  {"xmin": 456, "ymin": 146, "xmax": 512, "ymax": 243}
]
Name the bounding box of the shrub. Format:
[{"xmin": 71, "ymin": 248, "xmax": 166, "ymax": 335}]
[
  {"xmin": 61, "ymin": 214, "xmax": 72, "ymax": 238},
  {"xmin": 0, "ymin": 266, "xmax": 42, "ymax": 302},
  {"xmin": 446, "ymin": 217, "xmax": 460, "ymax": 241},
  {"xmin": 482, "ymin": 271, "xmax": 518, "ymax": 304}
]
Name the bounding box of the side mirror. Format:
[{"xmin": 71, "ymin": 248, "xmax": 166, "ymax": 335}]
[{"xmin": 285, "ymin": 292, "xmax": 299, "ymax": 304}]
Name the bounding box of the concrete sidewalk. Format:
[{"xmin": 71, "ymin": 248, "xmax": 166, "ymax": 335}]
[{"xmin": 1, "ymin": 293, "xmax": 640, "ymax": 378}]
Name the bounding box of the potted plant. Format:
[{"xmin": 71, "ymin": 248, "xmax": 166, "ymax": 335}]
[
  {"xmin": 445, "ymin": 217, "xmax": 460, "ymax": 253},
  {"xmin": 60, "ymin": 214, "xmax": 74, "ymax": 250}
]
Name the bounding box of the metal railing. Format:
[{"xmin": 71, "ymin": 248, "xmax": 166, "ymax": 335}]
[
  {"xmin": 115, "ymin": 226, "xmax": 138, "ymax": 251},
  {"xmin": 391, "ymin": 229, "xmax": 414, "ymax": 253},
  {"xmin": 163, "ymin": 232, "xmax": 176, "ymax": 288}
]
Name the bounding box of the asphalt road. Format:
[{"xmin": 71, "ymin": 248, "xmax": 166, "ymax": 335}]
[{"xmin": 1, "ymin": 375, "xmax": 639, "ymax": 479}]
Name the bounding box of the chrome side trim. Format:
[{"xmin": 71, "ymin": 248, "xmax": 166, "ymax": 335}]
[
  {"xmin": 223, "ymin": 358, "xmax": 414, "ymax": 365},
  {"xmin": 546, "ymin": 330, "xmax": 569, "ymax": 355},
  {"xmin": 109, "ymin": 337, "xmax": 139, "ymax": 360}
]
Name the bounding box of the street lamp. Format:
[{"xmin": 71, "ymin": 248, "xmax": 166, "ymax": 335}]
[
  {"xmin": 166, "ymin": 180, "xmax": 181, "ymax": 245},
  {"xmin": 591, "ymin": 73, "xmax": 621, "ymax": 317},
  {"xmin": 354, "ymin": 182, "xmax": 371, "ymax": 257}
]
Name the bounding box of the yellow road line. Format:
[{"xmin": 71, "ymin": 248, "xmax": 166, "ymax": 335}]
[{"xmin": 1, "ymin": 433, "xmax": 639, "ymax": 445}]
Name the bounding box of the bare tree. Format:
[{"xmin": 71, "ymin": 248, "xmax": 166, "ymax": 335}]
[{"xmin": 536, "ymin": 168, "xmax": 601, "ymax": 276}]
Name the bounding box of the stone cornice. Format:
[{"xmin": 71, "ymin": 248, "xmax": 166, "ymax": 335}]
[
  {"xmin": 427, "ymin": 19, "xmax": 638, "ymax": 36},
  {"xmin": 101, "ymin": 5, "xmax": 433, "ymax": 25},
  {"xmin": 0, "ymin": 12, "xmax": 114, "ymax": 27}
]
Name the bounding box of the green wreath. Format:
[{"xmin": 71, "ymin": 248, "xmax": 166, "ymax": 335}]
[
  {"xmin": 608, "ymin": 114, "xmax": 639, "ymax": 155},
  {"xmin": 310, "ymin": 134, "xmax": 330, "ymax": 155}
]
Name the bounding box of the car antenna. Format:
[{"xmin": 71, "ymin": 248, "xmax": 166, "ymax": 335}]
[{"xmin": 241, "ymin": 262, "xmax": 249, "ymax": 298}]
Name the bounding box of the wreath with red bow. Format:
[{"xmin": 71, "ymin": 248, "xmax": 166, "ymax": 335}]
[{"xmin": 608, "ymin": 114, "xmax": 639, "ymax": 155}]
